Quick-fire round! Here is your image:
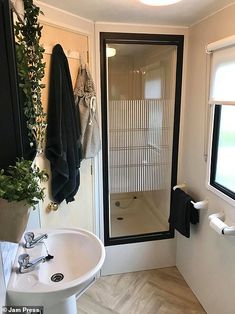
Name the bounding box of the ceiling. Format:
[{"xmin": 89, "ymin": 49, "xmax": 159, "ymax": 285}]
[{"xmin": 41, "ymin": 0, "xmax": 235, "ymax": 27}]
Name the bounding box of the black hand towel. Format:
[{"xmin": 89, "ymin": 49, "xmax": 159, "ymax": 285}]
[
  {"xmin": 45, "ymin": 44, "xmax": 82, "ymax": 204},
  {"xmin": 168, "ymin": 188, "xmax": 199, "ymax": 238}
]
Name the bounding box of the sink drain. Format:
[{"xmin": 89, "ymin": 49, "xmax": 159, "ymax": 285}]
[{"xmin": 51, "ymin": 273, "xmax": 64, "ymax": 282}]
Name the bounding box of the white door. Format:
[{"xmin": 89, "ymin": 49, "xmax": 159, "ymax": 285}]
[{"xmin": 38, "ymin": 21, "xmax": 94, "ymax": 233}]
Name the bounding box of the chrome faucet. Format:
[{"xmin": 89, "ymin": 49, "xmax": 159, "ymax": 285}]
[
  {"xmin": 18, "ymin": 253, "xmax": 47, "ymax": 273},
  {"xmin": 24, "ymin": 232, "xmax": 48, "ymax": 248}
]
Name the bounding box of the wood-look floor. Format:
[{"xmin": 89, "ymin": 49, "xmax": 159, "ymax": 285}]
[{"xmin": 77, "ymin": 267, "xmax": 206, "ymax": 314}]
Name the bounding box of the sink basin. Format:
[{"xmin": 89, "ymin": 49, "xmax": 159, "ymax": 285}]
[{"xmin": 7, "ymin": 228, "xmax": 105, "ymax": 314}]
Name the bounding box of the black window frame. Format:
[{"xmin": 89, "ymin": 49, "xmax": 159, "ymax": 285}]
[{"xmin": 210, "ymin": 104, "xmax": 235, "ymax": 200}]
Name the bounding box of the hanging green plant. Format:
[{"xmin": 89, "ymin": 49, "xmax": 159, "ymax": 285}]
[{"xmin": 14, "ymin": 0, "xmax": 46, "ymax": 153}]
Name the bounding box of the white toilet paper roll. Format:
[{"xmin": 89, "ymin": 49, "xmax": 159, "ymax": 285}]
[{"xmin": 210, "ymin": 218, "xmax": 227, "ymax": 234}]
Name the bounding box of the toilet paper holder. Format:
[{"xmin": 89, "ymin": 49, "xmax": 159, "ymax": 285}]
[{"xmin": 209, "ymin": 212, "xmax": 235, "ymax": 235}]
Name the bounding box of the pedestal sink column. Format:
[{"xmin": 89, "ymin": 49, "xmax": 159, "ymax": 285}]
[{"xmin": 45, "ymin": 295, "xmax": 77, "ymax": 314}]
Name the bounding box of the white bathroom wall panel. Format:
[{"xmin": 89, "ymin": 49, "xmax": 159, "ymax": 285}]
[
  {"xmin": 27, "ymin": 205, "xmax": 41, "ymax": 231},
  {"xmin": 177, "ymin": 4, "xmax": 235, "ymax": 314},
  {"xmin": 101, "ymin": 239, "xmax": 176, "ymax": 275},
  {"xmin": 142, "ymin": 190, "xmax": 170, "ymax": 226}
]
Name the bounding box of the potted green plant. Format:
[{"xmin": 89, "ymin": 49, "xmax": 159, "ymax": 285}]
[{"xmin": 0, "ymin": 159, "xmax": 46, "ymax": 243}]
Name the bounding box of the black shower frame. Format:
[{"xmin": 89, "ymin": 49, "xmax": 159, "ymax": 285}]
[{"xmin": 100, "ymin": 32, "xmax": 184, "ymax": 246}]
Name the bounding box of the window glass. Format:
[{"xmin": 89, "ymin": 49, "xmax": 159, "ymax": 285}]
[
  {"xmin": 209, "ymin": 44, "xmax": 235, "ymax": 201},
  {"xmin": 211, "ymin": 105, "xmax": 235, "ymax": 197}
]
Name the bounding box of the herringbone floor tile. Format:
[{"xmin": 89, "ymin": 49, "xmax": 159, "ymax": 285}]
[{"xmin": 77, "ymin": 267, "xmax": 206, "ymax": 314}]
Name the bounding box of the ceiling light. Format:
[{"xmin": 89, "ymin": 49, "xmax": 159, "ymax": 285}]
[
  {"xmin": 106, "ymin": 47, "xmax": 116, "ymax": 58},
  {"xmin": 139, "ymin": 0, "xmax": 182, "ymax": 6}
]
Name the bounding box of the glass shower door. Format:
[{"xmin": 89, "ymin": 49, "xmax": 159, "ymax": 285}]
[
  {"xmin": 107, "ymin": 44, "xmax": 176, "ymax": 238},
  {"xmin": 101, "ymin": 33, "xmax": 184, "ymax": 247}
]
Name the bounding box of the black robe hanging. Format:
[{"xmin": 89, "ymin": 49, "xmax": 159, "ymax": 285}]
[{"xmin": 45, "ymin": 44, "xmax": 82, "ymax": 203}]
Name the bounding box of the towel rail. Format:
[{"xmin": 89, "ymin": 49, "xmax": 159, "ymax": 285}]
[
  {"xmin": 209, "ymin": 212, "xmax": 235, "ymax": 235},
  {"xmin": 173, "ymin": 184, "xmax": 186, "ymax": 191},
  {"xmin": 191, "ymin": 200, "xmax": 208, "ymax": 210},
  {"xmin": 173, "ymin": 184, "xmax": 208, "ymax": 209}
]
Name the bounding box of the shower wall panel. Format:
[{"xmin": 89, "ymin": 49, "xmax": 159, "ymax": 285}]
[
  {"xmin": 109, "ymin": 99, "xmax": 174, "ymax": 194},
  {"xmin": 142, "ymin": 190, "xmax": 170, "ymax": 226}
]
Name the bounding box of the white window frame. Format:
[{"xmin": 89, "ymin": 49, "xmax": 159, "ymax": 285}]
[{"xmin": 206, "ymin": 36, "xmax": 235, "ymax": 207}]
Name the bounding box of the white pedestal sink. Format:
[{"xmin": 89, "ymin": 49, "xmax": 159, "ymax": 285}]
[{"xmin": 7, "ymin": 228, "xmax": 105, "ymax": 314}]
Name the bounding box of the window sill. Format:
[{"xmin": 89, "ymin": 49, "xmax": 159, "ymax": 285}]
[{"xmin": 207, "ymin": 182, "xmax": 235, "ymax": 207}]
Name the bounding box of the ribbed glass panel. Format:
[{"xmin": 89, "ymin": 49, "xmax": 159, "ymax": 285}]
[{"xmin": 108, "ymin": 99, "xmax": 174, "ymax": 193}]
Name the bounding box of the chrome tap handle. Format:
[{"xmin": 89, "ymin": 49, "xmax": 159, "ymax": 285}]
[
  {"xmin": 18, "ymin": 254, "xmax": 30, "ymax": 268},
  {"xmin": 24, "ymin": 232, "xmax": 48, "ymax": 248},
  {"xmin": 18, "ymin": 253, "xmax": 47, "ymax": 273},
  {"xmin": 24, "ymin": 232, "xmax": 34, "ymax": 245}
]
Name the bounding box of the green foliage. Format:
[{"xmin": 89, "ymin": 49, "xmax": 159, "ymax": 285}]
[
  {"xmin": 0, "ymin": 159, "xmax": 45, "ymax": 209},
  {"xmin": 14, "ymin": 0, "xmax": 46, "ymax": 150}
]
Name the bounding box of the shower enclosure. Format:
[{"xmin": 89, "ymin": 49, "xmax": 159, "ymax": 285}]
[{"xmin": 100, "ymin": 33, "xmax": 184, "ymax": 245}]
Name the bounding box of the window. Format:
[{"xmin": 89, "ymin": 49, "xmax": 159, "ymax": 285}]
[
  {"xmin": 210, "ymin": 105, "xmax": 235, "ymax": 199},
  {"xmin": 208, "ymin": 42, "xmax": 235, "ymax": 202}
]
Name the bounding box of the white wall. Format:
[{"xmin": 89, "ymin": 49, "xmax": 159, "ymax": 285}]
[{"xmin": 177, "ymin": 4, "xmax": 235, "ymax": 314}]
